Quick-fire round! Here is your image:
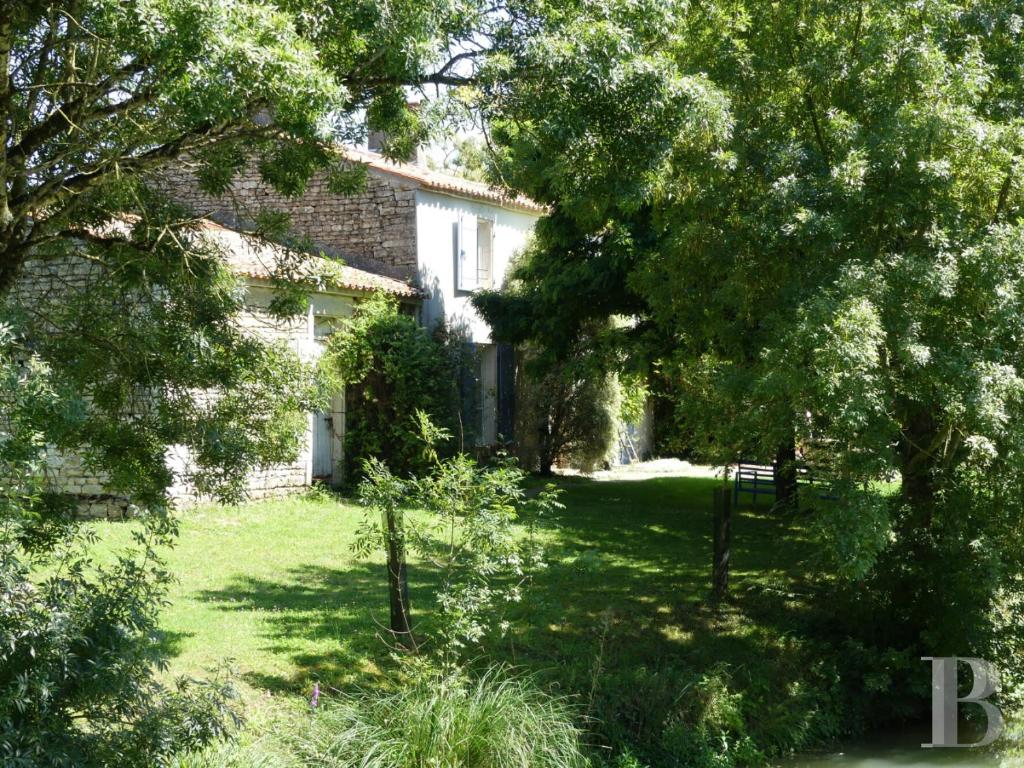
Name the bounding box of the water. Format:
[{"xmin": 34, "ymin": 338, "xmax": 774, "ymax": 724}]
[
  {"xmin": 786, "ymin": 746, "xmax": 999, "ymax": 768},
  {"xmin": 778, "ymin": 729, "xmax": 1003, "ymax": 768},
  {"xmin": 784, "ymin": 729, "xmax": 1003, "ymax": 768}
]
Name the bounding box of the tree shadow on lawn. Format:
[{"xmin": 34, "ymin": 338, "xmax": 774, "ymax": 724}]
[
  {"xmin": 155, "ymin": 628, "xmax": 194, "ymax": 659},
  {"xmin": 497, "ymin": 475, "xmax": 838, "ymax": 753},
  {"xmin": 196, "ymin": 562, "xmax": 426, "ymax": 693},
  {"xmin": 196, "ymin": 473, "xmax": 834, "ymax": 752}
]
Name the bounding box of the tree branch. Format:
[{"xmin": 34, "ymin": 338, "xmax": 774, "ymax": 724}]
[
  {"xmin": 13, "ymin": 120, "xmax": 236, "ymax": 216},
  {"xmin": 9, "ymin": 61, "xmax": 151, "ymax": 163},
  {"xmin": 993, "ymin": 167, "xmax": 1013, "ymax": 224},
  {"xmin": 0, "ymin": 10, "xmax": 14, "ymax": 230},
  {"xmin": 803, "ymin": 93, "xmax": 832, "ymax": 172}
]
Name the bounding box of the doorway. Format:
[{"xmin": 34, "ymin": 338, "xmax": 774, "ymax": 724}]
[{"xmin": 312, "ymin": 411, "xmax": 334, "ymax": 482}]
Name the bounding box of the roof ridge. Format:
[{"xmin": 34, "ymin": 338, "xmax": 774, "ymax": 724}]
[
  {"xmin": 196, "ymin": 218, "xmax": 423, "ymax": 299},
  {"xmin": 339, "ymin": 147, "xmax": 546, "ymax": 214}
]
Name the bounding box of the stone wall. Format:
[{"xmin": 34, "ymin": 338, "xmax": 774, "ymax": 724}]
[
  {"xmin": 9, "ymin": 257, "xmax": 134, "ymax": 517},
  {"xmin": 158, "ymin": 162, "xmax": 419, "ymax": 279},
  {"xmin": 43, "ymin": 452, "xmax": 132, "ymax": 520},
  {"xmin": 165, "ymin": 295, "xmax": 317, "ymax": 508},
  {"xmin": 10, "ymin": 256, "xmax": 321, "ymax": 517}
]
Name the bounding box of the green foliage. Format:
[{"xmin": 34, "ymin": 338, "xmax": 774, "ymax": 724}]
[
  {"xmin": 618, "ymin": 373, "xmax": 649, "ymax": 427},
  {"xmin": 1001, "ymin": 717, "xmax": 1024, "ymax": 768},
  {"xmin": 355, "ymin": 413, "xmax": 561, "ymax": 663},
  {"xmin": 2, "ymin": 0, "xmax": 340, "ymax": 289},
  {"xmin": 477, "ymin": 0, "xmax": 1024, "ymax": 715},
  {"xmin": 290, "ymin": 670, "xmax": 587, "ymax": 768},
  {"xmin": 0, "ymin": 325, "xmax": 240, "ymax": 767},
  {"xmin": 514, "ymin": 340, "xmax": 619, "ymax": 475},
  {"xmin": 434, "ymin": 136, "xmax": 491, "ymax": 182},
  {"xmin": 2, "ymin": 7, "xmax": 334, "ymax": 752},
  {"xmin": 585, "ymin": 652, "xmax": 846, "ymax": 768},
  {"xmin": 324, "ymin": 294, "xmax": 459, "ymax": 480},
  {"xmin": 659, "ymin": 665, "xmax": 766, "ymax": 768},
  {"xmin": 178, "ymin": 669, "xmax": 588, "ymax": 768},
  {"xmin": 2, "ymin": 0, "xmax": 507, "ymax": 290}
]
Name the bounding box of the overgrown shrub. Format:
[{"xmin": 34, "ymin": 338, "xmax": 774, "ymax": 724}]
[
  {"xmin": 580, "ymin": 645, "xmax": 847, "ymax": 768},
  {"xmin": 515, "ymin": 342, "xmax": 619, "ymax": 475},
  {"xmin": 323, "ymin": 294, "xmax": 459, "ymax": 480}
]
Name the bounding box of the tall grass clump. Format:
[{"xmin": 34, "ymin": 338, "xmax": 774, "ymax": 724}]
[{"xmin": 286, "ymin": 668, "xmax": 588, "ymax": 768}]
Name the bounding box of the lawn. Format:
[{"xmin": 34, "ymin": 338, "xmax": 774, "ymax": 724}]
[{"xmin": 91, "ymin": 473, "xmax": 832, "ymax": 758}]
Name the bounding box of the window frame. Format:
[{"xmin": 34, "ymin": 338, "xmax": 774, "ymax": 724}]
[{"xmin": 454, "ymin": 212, "xmax": 496, "ymax": 292}]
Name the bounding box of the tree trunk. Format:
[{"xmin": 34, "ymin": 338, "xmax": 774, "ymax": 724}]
[
  {"xmin": 897, "ymin": 408, "xmax": 938, "ymax": 528},
  {"xmin": 712, "ymin": 486, "xmax": 732, "ymax": 601},
  {"xmin": 774, "ymin": 438, "xmax": 799, "ymax": 509},
  {"xmin": 537, "ymin": 419, "xmax": 555, "ymax": 476},
  {"xmin": 384, "ymin": 509, "xmax": 414, "ymax": 647}
]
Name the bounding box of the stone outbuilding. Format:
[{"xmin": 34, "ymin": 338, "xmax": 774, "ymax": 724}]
[{"xmin": 15, "ymin": 217, "xmax": 420, "ymax": 516}]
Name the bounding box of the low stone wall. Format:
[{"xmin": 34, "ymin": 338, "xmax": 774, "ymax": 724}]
[{"xmin": 44, "ymin": 451, "xmax": 132, "ymax": 519}]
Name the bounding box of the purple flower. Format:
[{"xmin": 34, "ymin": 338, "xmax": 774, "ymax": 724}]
[{"xmin": 310, "ymin": 682, "xmax": 320, "ymax": 710}]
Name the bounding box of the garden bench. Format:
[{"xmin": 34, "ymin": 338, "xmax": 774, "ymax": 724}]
[
  {"xmin": 733, "ymin": 459, "xmax": 777, "ymax": 505},
  {"xmin": 733, "ymin": 456, "xmax": 839, "ymax": 504}
]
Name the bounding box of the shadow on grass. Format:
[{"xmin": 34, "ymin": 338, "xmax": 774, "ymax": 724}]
[
  {"xmin": 195, "ymin": 474, "xmax": 836, "ymax": 755},
  {"xmin": 155, "ymin": 629, "xmax": 194, "ymax": 659},
  {"xmin": 196, "ymin": 563, "xmax": 415, "ymax": 692}
]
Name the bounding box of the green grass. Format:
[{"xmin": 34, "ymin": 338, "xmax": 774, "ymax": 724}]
[
  {"xmin": 91, "ymin": 475, "xmax": 832, "ymax": 760},
  {"xmin": 93, "ymin": 494, "xmax": 394, "ymax": 696}
]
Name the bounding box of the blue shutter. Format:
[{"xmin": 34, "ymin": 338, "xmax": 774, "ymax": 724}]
[{"xmin": 496, "ymin": 343, "xmax": 515, "ymax": 440}]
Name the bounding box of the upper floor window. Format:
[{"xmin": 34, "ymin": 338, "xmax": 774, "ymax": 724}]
[{"xmin": 455, "ymin": 213, "xmax": 494, "ymax": 292}]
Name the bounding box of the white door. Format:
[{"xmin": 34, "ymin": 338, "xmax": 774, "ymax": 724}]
[{"xmin": 312, "ymin": 412, "xmax": 334, "ymax": 481}]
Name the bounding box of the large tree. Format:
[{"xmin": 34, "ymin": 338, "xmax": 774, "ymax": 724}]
[
  {"xmin": 475, "ymin": 0, "xmax": 1024, "ymax": 705},
  {"xmin": 0, "ymin": 1, "xmax": 509, "ymax": 763}
]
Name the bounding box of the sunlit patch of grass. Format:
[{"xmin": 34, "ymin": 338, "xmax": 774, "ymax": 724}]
[{"xmin": 89, "ymin": 473, "xmax": 831, "ymax": 761}]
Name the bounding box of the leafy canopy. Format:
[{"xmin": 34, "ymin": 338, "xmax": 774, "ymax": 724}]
[
  {"xmin": 474, "ymin": 0, "xmax": 1024, "ymax": 687},
  {"xmin": 0, "ymin": 1, "xmax": 523, "ymax": 763}
]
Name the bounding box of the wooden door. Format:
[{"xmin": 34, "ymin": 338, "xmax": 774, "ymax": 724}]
[{"xmin": 312, "ymin": 412, "xmax": 334, "ymax": 481}]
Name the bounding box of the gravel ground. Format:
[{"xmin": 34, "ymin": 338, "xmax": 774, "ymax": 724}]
[{"xmin": 558, "ymin": 457, "xmax": 726, "ymax": 482}]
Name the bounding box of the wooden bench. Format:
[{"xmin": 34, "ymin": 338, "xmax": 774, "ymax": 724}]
[
  {"xmin": 733, "ymin": 459, "xmax": 777, "ymax": 505},
  {"xmin": 733, "ymin": 456, "xmax": 838, "ymax": 504}
]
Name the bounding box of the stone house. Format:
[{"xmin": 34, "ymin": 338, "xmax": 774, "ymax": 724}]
[
  {"xmin": 21, "ymin": 147, "xmax": 653, "ymax": 516},
  {"xmin": 16, "ymin": 151, "xmax": 547, "ymax": 515},
  {"xmin": 167, "ymin": 220, "xmax": 423, "ymax": 495},
  {"xmin": 14, "ymin": 218, "xmax": 420, "ymax": 516},
  {"xmin": 162, "ymin": 148, "xmax": 546, "ymax": 450}
]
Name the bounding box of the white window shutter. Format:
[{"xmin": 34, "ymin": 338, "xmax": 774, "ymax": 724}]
[
  {"xmin": 478, "ymin": 219, "xmax": 493, "ymax": 288},
  {"xmin": 457, "ymin": 212, "xmax": 478, "ymax": 291}
]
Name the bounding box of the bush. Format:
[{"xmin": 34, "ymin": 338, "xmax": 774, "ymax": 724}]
[
  {"xmin": 0, "ymin": 327, "xmax": 238, "ymax": 767},
  {"xmin": 323, "ymin": 294, "xmax": 459, "ymax": 480},
  {"xmin": 354, "ymin": 413, "xmax": 560, "ymax": 662},
  {"xmin": 515, "ymin": 341, "xmax": 618, "ymax": 476},
  {"xmin": 288, "ymin": 669, "xmax": 588, "ymax": 768},
  {"xmin": 581, "ymin": 648, "xmax": 847, "ymax": 768}
]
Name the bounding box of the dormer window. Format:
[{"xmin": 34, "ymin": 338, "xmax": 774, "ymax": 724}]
[{"xmin": 455, "ymin": 213, "xmax": 494, "ymax": 292}]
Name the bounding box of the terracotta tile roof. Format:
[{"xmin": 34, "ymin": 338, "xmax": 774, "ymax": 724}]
[
  {"xmin": 341, "ymin": 147, "xmax": 547, "ymax": 214},
  {"xmin": 195, "ymin": 220, "xmax": 422, "ymax": 299}
]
